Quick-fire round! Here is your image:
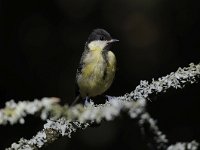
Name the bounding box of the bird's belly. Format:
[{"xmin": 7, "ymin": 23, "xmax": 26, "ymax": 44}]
[{"xmin": 77, "ymin": 57, "xmax": 115, "ymax": 97}]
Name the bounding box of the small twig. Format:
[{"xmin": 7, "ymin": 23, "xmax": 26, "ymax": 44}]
[{"xmin": 138, "ymin": 112, "xmax": 168, "ymax": 150}]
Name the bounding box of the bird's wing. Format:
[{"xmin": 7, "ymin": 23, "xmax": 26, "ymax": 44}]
[{"xmin": 74, "ymin": 44, "xmax": 89, "ymax": 98}]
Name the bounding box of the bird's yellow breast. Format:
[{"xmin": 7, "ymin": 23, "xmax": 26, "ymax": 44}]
[
  {"xmin": 77, "ymin": 50, "xmax": 116, "ymax": 98},
  {"xmin": 82, "ymin": 50, "xmax": 104, "ymax": 77}
]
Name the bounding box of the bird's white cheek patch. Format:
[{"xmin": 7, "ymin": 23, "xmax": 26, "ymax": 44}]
[{"xmin": 88, "ymin": 40, "xmax": 107, "ymax": 51}]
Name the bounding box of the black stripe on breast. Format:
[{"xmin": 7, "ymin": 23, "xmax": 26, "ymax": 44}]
[{"xmin": 102, "ymin": 51, "xmax": 109, "ymax": 80}]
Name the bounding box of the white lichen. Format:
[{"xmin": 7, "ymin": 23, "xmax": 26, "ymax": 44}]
[
  {"xmin": 131, "ymin": 63, "xmax": 200, "ymax": 100},
  {"xmin": 139, "ymin": 113, "xmax": 168, "ymax": 149},
  {"xmin": 5, "ymin": 63, "xmax": 200, "ymax": 150},
  {"xmin": 167, "ymin": 141, "xmax": 199, "ymax": 150},
  {"xmin": 0, "ymin": 97, "xmax": 59, "ymax": 125}
]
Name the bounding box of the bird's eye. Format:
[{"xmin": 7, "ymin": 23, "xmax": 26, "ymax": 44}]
[{"xmin": 99, "ymin": 36, "xmax": 104, "ymax": 40}]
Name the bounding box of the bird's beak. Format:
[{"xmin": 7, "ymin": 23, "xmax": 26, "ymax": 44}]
[{"xmin": 108, "ymin": 39, "xmax": 119, "ymax": 43}]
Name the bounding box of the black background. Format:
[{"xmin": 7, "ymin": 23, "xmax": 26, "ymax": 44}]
[{"xmin": 2, "ymin": 0, "xmax": 200, "ymax": 149}]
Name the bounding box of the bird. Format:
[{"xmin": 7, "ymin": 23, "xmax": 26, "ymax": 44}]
[{"xmin": 73, "ymin": 29, "xmax": 119, "ymax": 105}]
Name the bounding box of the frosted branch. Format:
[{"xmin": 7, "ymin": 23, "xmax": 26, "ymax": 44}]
[
  {"xmin": 167, "ymin": 141, "xmax": 199, "ymax": 150},
  {"xmin": 5, "ymin": 63, "xmax": 200, "ymax": 149},
  {"xmin": 0, "ymin": 97, "xmax": 59, "ymax": 125},
  {"xmin": 6, "ymin": 118, "xmax": 89, "ymax": 150},
  {"xmin": 7, "ymin": 98, "xmax": 146, "ymax": 150},
  {"xmin": 139, "ymin": 112, "xmax": 168, "ymax": 149},
  {"xmin": 130, "ymin": 63, "xmax": 200, "ymax": 100}
]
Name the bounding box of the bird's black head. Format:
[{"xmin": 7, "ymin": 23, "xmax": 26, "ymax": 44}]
[
  {"xmin": 87, "ymin": 29, "xmax": 112, "ymax": 43},
  {"xmin": 86, "ymin": 29, "xmax": 119, "ymax": 51}
]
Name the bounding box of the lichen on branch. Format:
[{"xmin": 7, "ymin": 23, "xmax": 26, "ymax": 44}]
[
  {"xmin": 5, "ymin": 63, "xmax": 200, "ymax": 150},
  {"xmin": 0, "ymin": 98, "xmax": 60, "ymax": 125}
]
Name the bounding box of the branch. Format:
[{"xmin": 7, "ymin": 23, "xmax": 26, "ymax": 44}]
[
  {"xmin": 0, "ymin": 98, "xmax": 59, "ymax": 125},
  {"xmin": 6, "ymin": 63, "xmax": 200, "ymax": 149},
  {"xmin": 7, "ymin": 98, "xmax": 146, "ymax": 150},
  {"xmin": 131, "ymin": 63, "xmax": 200, "ymax": 100},
  {"xmin": 167, "ymin": 141, "xmax": 199, "ymax": 150},
  {"xmin": 139, "ymin": 112, "xmax": 168, "ymax": 150},
  {"xmin": 6, "ymin": 118, "xmax": 89, "ymax": 150}
]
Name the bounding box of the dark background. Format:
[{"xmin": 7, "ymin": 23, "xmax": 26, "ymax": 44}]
[{"xmin": 2, "ymin": 0, "xmax": 200, "ymax": 149}]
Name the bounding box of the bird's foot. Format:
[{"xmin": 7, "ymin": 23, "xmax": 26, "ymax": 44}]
[
  {"xmin": 84, "ymin": 97, "xmax": 94, "ymax": 106},
  {"xmin": 105, "ymin": 95, "xmax": 116, "ymax": 101}
]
